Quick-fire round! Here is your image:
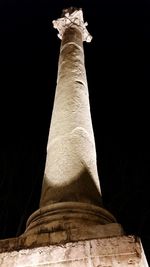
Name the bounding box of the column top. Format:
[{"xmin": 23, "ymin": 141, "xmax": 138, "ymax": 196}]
[{"xmin": 52, "ymin": 7, "xmax": 92, "ymax": 42}]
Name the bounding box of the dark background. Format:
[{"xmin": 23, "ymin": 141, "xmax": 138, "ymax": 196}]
[{"xmin": 0, "ymin": 0, "xmax": 150, "ymax": 264}]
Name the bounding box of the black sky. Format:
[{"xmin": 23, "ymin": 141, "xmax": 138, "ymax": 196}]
[{"xmin": 0, "ymin": 0, "xmax": 150, "ymax": 263}]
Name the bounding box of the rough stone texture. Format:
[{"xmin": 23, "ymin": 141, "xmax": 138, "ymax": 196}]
[
  {"xmin": 0, "ymin": 236, "xmax": 148, "ymax": 267},
  {"xmin": 24, "ymin": 10, "xmax": 119, "ymax": 239},
  {"xmin": 25, "ymin": 202, "xmax": 122, "ymax": 238},
  {"xmin": 0, "ymin": 9, "xmax": 148, "ymax": 267},
  {"xmin": 40, "ymin": 23, "xmax": 102, "ymax": 208},
  {"xmin": 24, "ymin": 25, "xmax": 121, "ymax": 231},
  {"xmin": 0, "ymin": 222, "xmax": 123, "ymax": 253}
]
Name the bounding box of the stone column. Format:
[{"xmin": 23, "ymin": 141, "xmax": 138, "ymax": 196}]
[
  {"xmin": 40, "ymin": 8, "xmax": 102, "ymax": 208},
  {"xmin": 0, "ymin": 9, "xmax": 148, "ymax": 267},
  {"xmin": 25, "ymin": 8, "xmax": 122, "ymax": 241}
]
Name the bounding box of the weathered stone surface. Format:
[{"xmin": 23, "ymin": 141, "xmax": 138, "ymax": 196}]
[
  {"xmin": 0, "ymin": 8, "xmax": 148, "ymax": 267},
  {"xmin": 25, "ymin": 202, "xmax": 121, "ymax": 236},
  {"xmin": 0, "ymin": 236, "xmax": 148, "ymax": 267},
  {"xmin": 0, "ymin": 221, "xmax": 123, "ymax": 253},
  {"xmin": 40, "ymin": 17, "xmax": 102, "ymax": 208},
  {"xmin": 25, "ymin": 9, "xmax": 120, "ymax": 240}
]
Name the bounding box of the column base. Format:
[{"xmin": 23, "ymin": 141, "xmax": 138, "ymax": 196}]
[
  {"xmin": 0, "ymin": 202, "xmax": 123, "ymax": 253},
  {"xmin": 24, "ymin": 202, "xmax": 123, "ymax": 245}
]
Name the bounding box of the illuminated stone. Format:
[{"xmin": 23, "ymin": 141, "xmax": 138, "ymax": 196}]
[
  {"xmin": 0, "ymin": 236, "xmax": 148, "ymax": 267},
  {"xmin": 0, "ymin": 7, "xmax": 148, "ymax": 267}
]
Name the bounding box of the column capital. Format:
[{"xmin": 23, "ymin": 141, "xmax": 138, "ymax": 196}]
[{"xmin": 52, "ymin": 7, "xmax": 92, "ymax": 42}]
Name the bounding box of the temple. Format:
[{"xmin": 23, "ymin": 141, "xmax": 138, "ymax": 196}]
[{"xmin": 0, "ymin": 8, "xmax": 148, "ymax": 267}]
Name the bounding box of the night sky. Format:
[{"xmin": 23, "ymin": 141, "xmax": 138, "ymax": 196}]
[{"xmin": 0, "ymin": 0, "xmax": 150, "ymax": 263}]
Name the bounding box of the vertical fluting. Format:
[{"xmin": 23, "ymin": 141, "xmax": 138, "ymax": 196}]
[{"xmin": 40, "ymin": 25, "xmax": 102, "ymax": 208}]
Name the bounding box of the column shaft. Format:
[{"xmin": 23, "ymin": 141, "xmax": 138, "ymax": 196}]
[{"xmin": 40, "ymin": 26, "xmax": 102, "ymax": 208}]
